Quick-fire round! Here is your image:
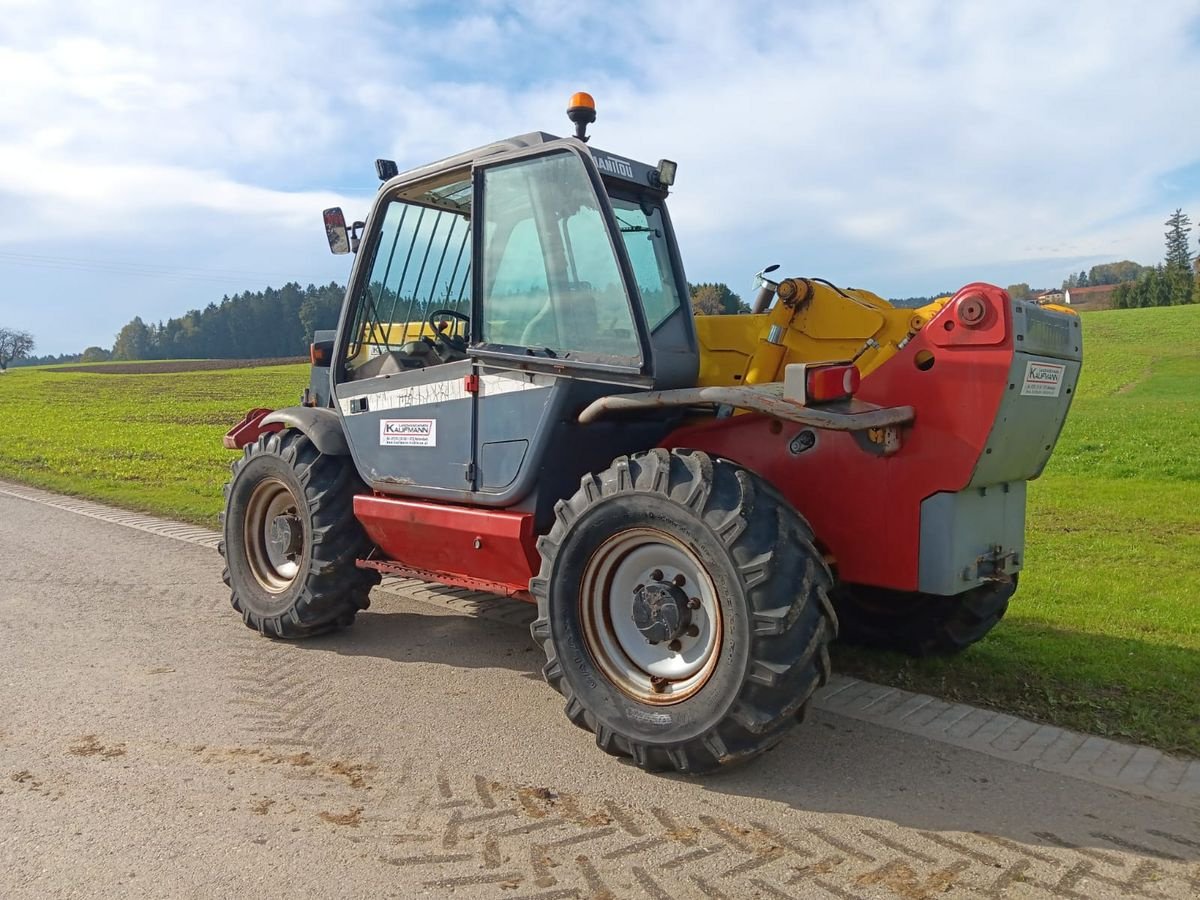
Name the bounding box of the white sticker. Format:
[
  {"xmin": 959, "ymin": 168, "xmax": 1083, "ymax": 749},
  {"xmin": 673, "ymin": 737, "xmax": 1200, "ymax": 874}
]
[
  {"xmin": 1020, "ymin": 361, "xmax": 1066, "ymax": 397},
  {"xmin": 380, "ymin": 419, "xmax": 437, "ymax": 446}
]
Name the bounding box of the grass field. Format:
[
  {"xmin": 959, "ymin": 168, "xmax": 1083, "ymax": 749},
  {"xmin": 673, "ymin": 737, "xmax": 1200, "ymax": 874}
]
[{"xmin": 1, "ymin": 307, "xmax": 1197, "ymax": 755}]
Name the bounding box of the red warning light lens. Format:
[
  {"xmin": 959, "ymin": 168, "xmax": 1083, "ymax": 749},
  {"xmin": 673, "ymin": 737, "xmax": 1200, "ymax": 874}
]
[{"xmin": 806, "ymin": 364, "xmax": 860, "ymax": 402}]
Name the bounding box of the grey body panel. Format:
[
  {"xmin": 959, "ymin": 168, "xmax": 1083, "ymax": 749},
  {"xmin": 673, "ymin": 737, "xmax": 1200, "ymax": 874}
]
[
  {"xmin": 261, "ymin": 407, "xmax": 348, "ymax": 456},
  {"xmin": 921, "ymin": 301, "xmax": 1082, "ymax": 595},
  {"xmin": 473, "ymin": 368, "xmax": 560, "ymax": 502},
  {"xmin": 335, "ymin": 359, "xmax": 474, "ymax": 494},
  {"xmin": 307, "ymin": 329, "xmax": 337, "ymax": 408},
  {"xmin": 969, "ymin": 351, "xmax": 1081, "ymax": 486},
  {"xmin": 970, "ymin": 302, "xmax": 1083, "ymax": 487},
  {"xmin": 918, "ymin": 482, "xmax": 1026, "ymax": 595},
  {"xmin": 333, "ymin": 360, "xmax": 681, "ymax": 520}
]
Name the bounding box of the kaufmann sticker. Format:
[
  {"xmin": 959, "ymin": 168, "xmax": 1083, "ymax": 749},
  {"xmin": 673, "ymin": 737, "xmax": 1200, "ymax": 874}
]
[
  {"xmin": 380, "ymin": 419, "xmax": 436, "ymax": 447},
  {"xmin": 1020, "ymin": 361, "xmax": 1066, "ymax": 397}
]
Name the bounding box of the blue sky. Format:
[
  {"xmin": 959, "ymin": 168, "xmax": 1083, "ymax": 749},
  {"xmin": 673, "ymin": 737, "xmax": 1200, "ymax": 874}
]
[{"xmin": 2, "ymin": 0, "xmax": 1199, "ymax": 355}]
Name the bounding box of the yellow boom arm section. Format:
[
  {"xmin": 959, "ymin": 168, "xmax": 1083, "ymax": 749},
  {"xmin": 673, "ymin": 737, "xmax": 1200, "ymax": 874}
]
[{"xmin": 693, "ymin": 278, "xmax": 947, "ymax": 387}]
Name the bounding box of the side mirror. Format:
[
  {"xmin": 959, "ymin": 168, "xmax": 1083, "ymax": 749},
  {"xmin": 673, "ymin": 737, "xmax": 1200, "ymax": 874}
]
[{"xmin": 323, "ymin": 207, "xmax": 351, "ymax": 255}]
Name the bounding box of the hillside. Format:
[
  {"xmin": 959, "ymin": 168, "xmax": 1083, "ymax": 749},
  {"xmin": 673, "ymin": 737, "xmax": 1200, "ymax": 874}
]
[{"xmin": 0, "ymin": 304, "xmax": 1197, "ymax": 753}]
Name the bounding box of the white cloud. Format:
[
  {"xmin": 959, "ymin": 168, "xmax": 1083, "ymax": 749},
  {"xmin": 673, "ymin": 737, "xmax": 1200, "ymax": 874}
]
[{"xmin": 1, "ymin": 0, "xmax": 1199, "ymax": 353}]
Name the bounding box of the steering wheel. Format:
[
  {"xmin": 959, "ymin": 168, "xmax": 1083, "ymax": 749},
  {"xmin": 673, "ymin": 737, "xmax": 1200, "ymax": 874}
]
[{"xmin": 426, "ymin": 309, "xmax": 470, "ymax": 354}]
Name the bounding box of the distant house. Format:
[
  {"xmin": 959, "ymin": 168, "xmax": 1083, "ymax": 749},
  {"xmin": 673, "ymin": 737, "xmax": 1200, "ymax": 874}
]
[
  {"xmin": 1036, "ymin": 289, "xmax": 1066, "ymax": 304},
  {"xmin": 1063, "ymin": 283, "xmax": 1128, "ymax": 310}
]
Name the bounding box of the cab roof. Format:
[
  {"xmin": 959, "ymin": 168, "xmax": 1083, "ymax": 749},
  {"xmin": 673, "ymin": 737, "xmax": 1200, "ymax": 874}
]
[{"xmin": 381, "ymin": 131, "xmax": 666, "ymax": 203}]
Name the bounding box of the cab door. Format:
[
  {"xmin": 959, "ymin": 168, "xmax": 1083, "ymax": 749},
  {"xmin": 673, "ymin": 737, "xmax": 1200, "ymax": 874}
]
[
  {"xmin": 467, "ymin": 146, "xmax": 655, "ymax": 506},
  {"xmin": 333, "ymin": 191, "xmax": 477, "ymax": 498}
]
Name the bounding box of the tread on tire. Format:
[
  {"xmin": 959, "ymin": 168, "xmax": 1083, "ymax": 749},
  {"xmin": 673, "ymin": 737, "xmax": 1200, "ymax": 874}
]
[
  {"xmin": 219, "ymin": 430, "xmax": 378, "ymax": 639},
  {"xmin": 530, "ymin": 448, "xmax": 837, "ymax": 774}
]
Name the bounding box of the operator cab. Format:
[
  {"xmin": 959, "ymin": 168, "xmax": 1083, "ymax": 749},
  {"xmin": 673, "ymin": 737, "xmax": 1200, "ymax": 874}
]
[
  {"xmin": 318, "ymin": 96, "xmax": 700, "ymax": 519},
  {"xmin": 323, "ymin": 98, "xmax": 695, "ymax": 390}
]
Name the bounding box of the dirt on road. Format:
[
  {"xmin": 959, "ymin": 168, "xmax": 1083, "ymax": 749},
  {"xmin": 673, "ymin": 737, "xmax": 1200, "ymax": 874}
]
[{"xmin": 0, "ymin": 489, "xmax": 1197, "ymax": 899}]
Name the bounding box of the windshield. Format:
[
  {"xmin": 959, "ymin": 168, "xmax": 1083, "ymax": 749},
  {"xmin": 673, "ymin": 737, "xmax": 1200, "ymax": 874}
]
[
  {"xmin": 608, "ymin": 194, "xmax": 684, "ymax": 330},
  {"xmin": 345, "ymin": 179, "xmax": 472, "ymax": 364}
]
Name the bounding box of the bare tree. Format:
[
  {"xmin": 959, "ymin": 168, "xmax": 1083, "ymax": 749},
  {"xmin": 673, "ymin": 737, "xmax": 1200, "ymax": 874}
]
[{"xmin": 0, "ymin": 327, "xmax": 35, "ymax": 372}]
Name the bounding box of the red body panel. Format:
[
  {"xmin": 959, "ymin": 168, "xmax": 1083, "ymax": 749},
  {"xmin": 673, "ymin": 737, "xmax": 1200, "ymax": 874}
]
[
  {"xmin": 223, "ymin": 407, "xmax": 283, "ymax": 450},
  {"xmin": 353, "ymin": 494, "xmax": 540, "ymax": 600},
  {"xmin": 661, "ymin": 284, "xmax": 1014, "ymax": 592}
]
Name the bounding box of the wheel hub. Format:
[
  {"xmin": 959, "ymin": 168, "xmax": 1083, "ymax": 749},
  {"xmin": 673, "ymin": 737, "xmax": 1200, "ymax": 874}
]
[
  {"xmin": 579, "ymin": 528, "xmax": 722, "ymax": 704},
  {"xmin": 243, "ymin": 477, "xmax": 305, "ymax": 594},
  {"xmin": 269, "ymin": 514, "xmax": 302, "ymax": 559},
  {"xmin": 632, "ymin": 580, "xmax": 691, "ymax": 645}
]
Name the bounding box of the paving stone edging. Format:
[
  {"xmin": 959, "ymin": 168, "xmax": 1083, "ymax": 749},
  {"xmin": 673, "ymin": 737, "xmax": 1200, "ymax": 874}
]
[{"xmin": 3, "ymin": 479, "xmax": 1196, "ymax": 810}]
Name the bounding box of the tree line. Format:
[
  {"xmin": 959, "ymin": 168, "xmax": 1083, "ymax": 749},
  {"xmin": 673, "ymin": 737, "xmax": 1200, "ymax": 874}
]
[
  {"xmin": 100, "ymin": 282, "xmax": 345, "ymax": 362},
  {"xmin": 10, "ymin": 214, "xmax": 1198, "ymax": 369},
  {"xmin": 1110, "ymin": 210, "xmax": 1197, "ymax": 308}
]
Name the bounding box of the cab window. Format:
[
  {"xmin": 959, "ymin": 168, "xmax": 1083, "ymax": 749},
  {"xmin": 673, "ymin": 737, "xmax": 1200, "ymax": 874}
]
[
  {"xmin": 610, "ymin": 195, "xmax": 683, "ymax": 331},
  {"xmin": 343, "ymin": 176, "xmax": 472, "ymax": 377},
  {"xmin": 479, "ymin": 151, "xmax": 641, "ymax": 362}
]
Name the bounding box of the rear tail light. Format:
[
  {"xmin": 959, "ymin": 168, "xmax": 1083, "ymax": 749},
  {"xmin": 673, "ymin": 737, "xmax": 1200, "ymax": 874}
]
[{"xmin": 783, "ymin": 363, "xmax": 860, "ymax": 405}]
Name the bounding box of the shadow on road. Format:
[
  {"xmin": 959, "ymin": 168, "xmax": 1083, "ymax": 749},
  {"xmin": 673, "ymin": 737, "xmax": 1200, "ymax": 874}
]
[{"xmin": 286, "ymin": 587, "xmax": 1198, "ymax": 861}]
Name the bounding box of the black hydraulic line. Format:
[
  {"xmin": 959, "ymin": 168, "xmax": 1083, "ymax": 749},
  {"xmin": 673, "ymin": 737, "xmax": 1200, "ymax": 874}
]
[
  {"xmin": 388, "ymin": 206, "xmax": 427, "ymax": 330},
  {"xmin": 445, "ymin": 220, "xmax": 471, "ymax": 313},
  {"xmin": 427, "ymin": 214, "xmax": 462, "ymax": 314},
  {"xmin": 404, "ymin": 210, "xmax": 445, "ymax": 331},
  {"xmin": 811, "ymin": 277, "xmax": 853, "ymax": 300},
  {"xmin": 455, "ymin": 260, "xmax": 472, "ymax": 306},
  {"xmin": 372, "ymin": 205, "xmax": 410, "ymax": 348}
]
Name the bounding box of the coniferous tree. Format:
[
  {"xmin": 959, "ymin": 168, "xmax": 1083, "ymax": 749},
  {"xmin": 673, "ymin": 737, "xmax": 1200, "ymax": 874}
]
[{"xmin": 1164, "ymin": 209, "xmax": 1193, "ymax": 304}]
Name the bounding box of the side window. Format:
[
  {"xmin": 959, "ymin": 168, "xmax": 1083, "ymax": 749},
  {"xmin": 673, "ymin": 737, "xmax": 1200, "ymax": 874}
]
[
  {"xmin": 479, "ymin": 152, "xmax": 641, "ymax": 362},
  {"xmin": 347, "ymin": 198, "xmax": 471, "ymax": 365},
  {"xmin": 610, "ymin": 197, "xmax": 683, "ymax": 330}
]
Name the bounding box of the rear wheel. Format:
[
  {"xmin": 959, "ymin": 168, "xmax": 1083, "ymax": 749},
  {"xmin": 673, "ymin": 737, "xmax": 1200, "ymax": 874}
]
[
  {"xmin": 219, "ymin": 430, "xmax": 378, "ymax": 639},
  {"xmin": 530, "ymin": 448, "xmax": 837, "ymax": 774},
  {"xmin": 832, "ymin": 577, "xmax": 1017, "ymax": 657}
]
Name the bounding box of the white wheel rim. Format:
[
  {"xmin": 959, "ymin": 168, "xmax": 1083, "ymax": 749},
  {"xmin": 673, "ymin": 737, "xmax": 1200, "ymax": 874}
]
[{"xmin": 579, "ymin": 528, "xmax": 722, "ymax": 704}]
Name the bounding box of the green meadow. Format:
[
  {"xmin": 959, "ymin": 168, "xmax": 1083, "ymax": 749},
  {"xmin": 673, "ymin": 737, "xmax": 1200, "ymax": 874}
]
[{"xmin": 1, "ymin": 305, "xmax": 1197, "ymax": 754}]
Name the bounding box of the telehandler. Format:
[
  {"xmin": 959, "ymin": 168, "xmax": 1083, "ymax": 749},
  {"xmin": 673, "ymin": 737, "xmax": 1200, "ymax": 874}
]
[{"xmin": 222, "ymin": 93, "xmax": 1081, "ymax": 772}]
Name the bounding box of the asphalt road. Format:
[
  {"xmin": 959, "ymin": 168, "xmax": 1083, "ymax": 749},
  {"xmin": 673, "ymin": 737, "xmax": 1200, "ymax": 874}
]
[{"xmin": 1, "ymin": 492, "xmax": 1197, "ymax": 899}]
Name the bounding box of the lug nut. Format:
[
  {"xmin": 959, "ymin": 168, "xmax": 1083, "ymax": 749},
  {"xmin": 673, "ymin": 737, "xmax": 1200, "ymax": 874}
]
[
  {"xmin": 650, "ymin": 676, "xmax": 668, "ymax": 693},
  {"xmin": 673, "ymin": 573, "xmax": 686, "ymax": 587},
  {"xmin": 668, "ymin": 640, "xmax": 682, "ymax": 652},
  {"xmin": 686, "ymin": 625, "xmax": 699, "ymax": 637},
  {"xmin": 651, "ymin": 569, "xmax": 664, "ymax": 582},
  {"xmin": 687, "ymin": 597, "xmax": 701, "ymax": 609}
]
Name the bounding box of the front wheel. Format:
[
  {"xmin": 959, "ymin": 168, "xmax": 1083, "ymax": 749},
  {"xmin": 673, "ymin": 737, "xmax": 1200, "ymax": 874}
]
[
  {"xmin": 530, "ymin": 449, "xmax": 837, "ymax": 774},
  {"xmin": 219, "ymin": 430, "xmax": 378, "ymax": 639}
]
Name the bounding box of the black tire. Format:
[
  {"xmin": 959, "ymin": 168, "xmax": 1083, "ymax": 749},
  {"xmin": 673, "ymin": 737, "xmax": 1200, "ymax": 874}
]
[
  {"xmin": 219, "ymin": 430, "xmax": 378, "ymax": 639},
  {"xmin": 832, "ymin": 577, "xmax": 1017, "ymax": 657},
  {"xmin": 529, "ymin": 448, "xmax": 837, "ymax": 774}
]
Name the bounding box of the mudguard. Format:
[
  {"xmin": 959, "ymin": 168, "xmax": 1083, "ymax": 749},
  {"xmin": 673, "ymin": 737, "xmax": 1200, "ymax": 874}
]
[{"xmin": 261, "ymin": 406, "xmax": 349, "ymax": 456}]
